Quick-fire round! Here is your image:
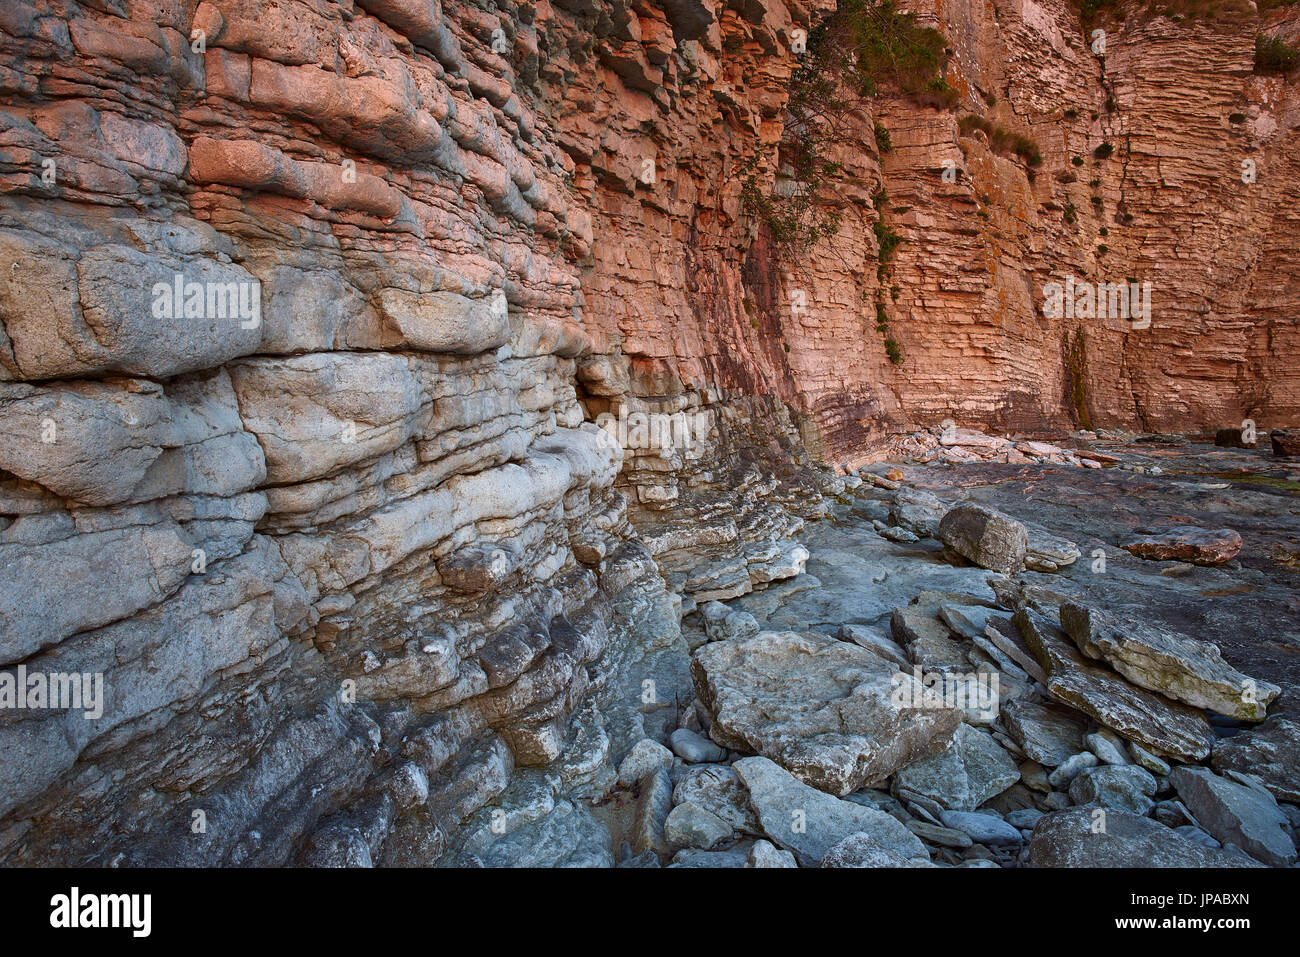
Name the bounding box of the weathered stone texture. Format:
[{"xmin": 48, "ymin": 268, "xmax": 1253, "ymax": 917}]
[{"xmin": 0, "ymin": 0, "xmax": 1297, "ymax": 866}]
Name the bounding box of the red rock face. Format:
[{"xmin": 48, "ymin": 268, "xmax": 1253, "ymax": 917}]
[
  {"xmin": 536, "ymin": 0, "xmax": 1300, "ymax": 466},
  {"xmin": 1, "ymin": 1, "xmax": 1294, "ymax": 464}
]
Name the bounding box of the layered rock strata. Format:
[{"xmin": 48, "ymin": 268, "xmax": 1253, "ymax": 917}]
[{"xmin": 0, "ymin": 0, "xmax": 1297, "ymax": 866}]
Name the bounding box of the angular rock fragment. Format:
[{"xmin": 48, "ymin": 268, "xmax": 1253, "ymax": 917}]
[
  {"xmin": 1028, "ymin": 809, "xmax": 1264, "ymax": 867},
  {"xmin": 616, "ymin": 738, "xmax": 674, "ymax": 786},
  {"xmin": 672, "ymin": 765, "xmax": 759, "ymax": 834},
  {"xmin": 1084, "ymin": 729, "xmax": 1130, "ymax": 765},
  {"xmin": 1019, "ymin": 760, "xmax": 1051, "ymax": 793},
  {"xmin": 937, "ymin": 503, "xmax": 1028, "ymax": 575},
  {"xmin": 892, "ymin": 724, "xmax": 1021, "ymax": 811},
  {"xmin": 747, "ymin": 840, "xmax": 797, "ymax": 868},
  {"xmin": 1068, "ymin": 765, "xmax": 1158, "ymax": 814},
  {"xmin": 1061, "ymin": 602, "xmax": 1278, "ymax": 720},
  {"xmin": 982, "ymin": 615, "xmax": 1048, "ymax": 684},
  {"xmin": 1169, "ymin": 767, "xmax": 1296, "ymax": 867},
  {"xmin": 1119, "ymin": 526, "xmax": 1242, "ymax": 565},
  {"xmin": 664, "ymin": 802, "xmax": 734, "ymax": 854},
  {"xmin": 891, "ymin": 604, "xmax": 970, "ymax": 673},
  {"xmin": 1129, "ymin": 741, "xmax": 1172, "ymax": 776},
  {"xmin": 699, "ymin": 601, "xmax": 760, "ymax": 642},
  {"xmin": 692, "ymin": 631, "xmax": 961, "ymax": 795},
  {"xmin": 1002, "ymin": 699, "xmax": 1087, "ymax": 768},
  {"xmin": 1016, "ymin": 609, "xmax": 1214, "ymax": 761},
  {"xmin": 938, "ymin": 603, "xmax": 1000, "ymax": 641},
  {"xmin": 733, "ymin": 757, "xmax": 927, "ymax": 866},
  {"xmin": 837, "ymin": 624, "xmax": 910, "ymax": 667},
  {"xmin": 1210, "ymin": 716, "xmax": 1300, "ymax": 802},
  {"xmin": 629, "ymin": 767, "xmax": 674, "ymax": 856}
]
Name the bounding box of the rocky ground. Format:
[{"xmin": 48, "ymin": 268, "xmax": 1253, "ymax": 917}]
[{"xmin": 444, "ymin": 429, "xmax": 1300, "ymax": 868}]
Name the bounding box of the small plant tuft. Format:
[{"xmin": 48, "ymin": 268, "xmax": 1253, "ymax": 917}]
[{"xmin": 1255, "ymin": 35, "xmax": 1300, "ymax": 75}]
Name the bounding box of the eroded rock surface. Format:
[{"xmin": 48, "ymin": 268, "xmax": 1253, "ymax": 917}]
[
  {"xmin": 1061, "ymin": 603, "xmax": 1280, "ymax": 720},
  {"xmin": 692, "ymin": 631, "xmax": 961, "ymax": 796},
  {"xmin": 1, "ymin": 0, "xmax": 1298, "ymax": 871},
  {"xmin": 1028, "ymin": 809, "xmax": 1263, "ymax": 868}
]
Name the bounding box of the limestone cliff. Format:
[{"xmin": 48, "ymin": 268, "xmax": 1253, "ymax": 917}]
[{"xmin": 0, "ymin": 0, "xmax": 1295, "ymax": 865}]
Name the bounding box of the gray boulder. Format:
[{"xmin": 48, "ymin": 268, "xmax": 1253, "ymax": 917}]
[
  {"xmin": 1028, "ymin": 808, "xmax": 1264, "ymax": 867},
  {"xmin": 692, "ymin": 631, "xmax": 960, "ymax": 796},
  {"xmin": 733, "ymin": 757, "xmax": 928, "ymax": 867},
  {"xmin": 892, "ymin": 724, "xmax": 1021, "ymax": 811},
  {"xmin": 937, "ymin": 504, "xmax": 1029, "ymax": 575},
  {"xmin": 1068, "ymin": 765, "xmax": 1158, "ymax": 814},
  {"xmin": 1169, "ymin": 766, "xmax": 1296, "ymax": 867}
]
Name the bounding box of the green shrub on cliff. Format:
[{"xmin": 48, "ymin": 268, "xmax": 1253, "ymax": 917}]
[
  {"xmin": 958, "ymin": 114, "xmax": 1044, "ymax": 168},
  {"xmin": 844, "ymin": 0, "xmax": 952, "ymax": 101},
  {"xmin": 741, "ymin": 1, "xmax": 958, "ymax": 255},
  {"xmin": 1255, "ymin": 35, "xmax": 1300, "ymax": 75}
]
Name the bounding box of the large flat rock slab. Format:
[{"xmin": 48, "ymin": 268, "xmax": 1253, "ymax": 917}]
[
  {"xmin": 1016, "ymin": 609, "xmax": 1214, "ymax": 762},
  {"xmin": 1028, "ymin": 808, "xmax": 1263, "ymax": 868},
  {"xmin": 1061, "ymin": 602, "xmax": 1279, "ymax": 720},
  {"xmin": 733, "ymin": 757, "xmax": 927, "ymax": 866},
  {"xmin": 692, "ymin": 631, "xmax": 961, "ymax": 796},
  {"xmin": 1119, "ymin": 525, "xmax": 1242, "ymax": 565}
]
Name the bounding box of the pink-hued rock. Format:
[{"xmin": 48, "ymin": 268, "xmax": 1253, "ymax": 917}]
[
  {"xmin": 1121, "ymin": 527, "xmax": 1243, "ymax": 565},
  {"xmin": 1018, "ymin": 441, "xmax": 1064, "ymax": 458}
]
